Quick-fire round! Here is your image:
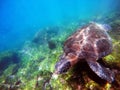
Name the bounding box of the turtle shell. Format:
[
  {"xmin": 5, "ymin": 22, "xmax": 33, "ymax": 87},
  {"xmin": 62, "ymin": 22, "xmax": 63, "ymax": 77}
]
[
  {"xmin": 54, "ymin": 23, "xmax": 114, "ymax": 83},
  {"xmin": 63, "ymin": 23, "xmax": 112, "ymax": 60}
]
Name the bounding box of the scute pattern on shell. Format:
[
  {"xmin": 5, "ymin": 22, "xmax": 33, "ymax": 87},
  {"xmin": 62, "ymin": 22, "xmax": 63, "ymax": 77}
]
[{"xmin": 64, "ymin": 23, "xmax": 112, "ymax": 60}]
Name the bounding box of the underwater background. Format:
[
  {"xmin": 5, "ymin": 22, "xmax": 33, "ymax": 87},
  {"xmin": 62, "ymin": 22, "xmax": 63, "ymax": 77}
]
[
  {"xmin": 0, "ymin": 0, "xmax": 120, "ymax": 90},
  {"xmin": 0, "ymin": 0, "xmax": 120, "ymax": 51}
]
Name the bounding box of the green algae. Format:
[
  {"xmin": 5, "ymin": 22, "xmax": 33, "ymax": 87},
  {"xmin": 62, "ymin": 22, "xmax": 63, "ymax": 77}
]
[{"xmin": 0, "ymin": 12, "xmax": 120, "ymax": 90}]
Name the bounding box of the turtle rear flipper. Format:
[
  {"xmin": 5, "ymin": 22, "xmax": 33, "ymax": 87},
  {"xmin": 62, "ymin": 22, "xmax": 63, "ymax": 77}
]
[{"xmin": 86, "ymin": 59, "xmax": 114, "ymax": 83}]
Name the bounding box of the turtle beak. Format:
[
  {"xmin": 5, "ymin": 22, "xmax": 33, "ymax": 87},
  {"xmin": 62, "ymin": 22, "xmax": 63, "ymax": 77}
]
[
  {"xmin": 54, "ymin": 70, "xmax": 59, "ymax": 74},
  {"xmin": 52, "ymin": 71, "xmax": 59, "ymax": 79}
]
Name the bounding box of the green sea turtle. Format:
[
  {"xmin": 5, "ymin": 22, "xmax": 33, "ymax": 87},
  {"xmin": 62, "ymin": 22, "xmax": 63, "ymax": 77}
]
[{"xmin": 54, "ymin": 22, "xmax": 114, "ymax": 83}]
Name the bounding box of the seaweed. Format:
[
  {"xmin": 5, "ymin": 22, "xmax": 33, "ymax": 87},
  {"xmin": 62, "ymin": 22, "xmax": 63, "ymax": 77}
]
[{"xmin": 0, "ymin": 11, "xmax": 120, "ymax": 90}]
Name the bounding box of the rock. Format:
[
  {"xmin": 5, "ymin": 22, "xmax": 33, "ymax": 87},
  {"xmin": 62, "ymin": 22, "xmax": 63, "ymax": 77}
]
[
  {"xmin": 48, "ymin": 40, "xmax": 56, "ymax": 50},
  {"xmin": 32, "ymin": 26, "xmax": 60, "ymax": 45},
  {"xmin": 0, "ymin": 51, "xmax": 20, "ymax": 76}
]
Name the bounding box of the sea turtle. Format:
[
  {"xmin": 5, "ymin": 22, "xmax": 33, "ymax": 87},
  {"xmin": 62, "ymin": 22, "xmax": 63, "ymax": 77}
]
[{"xmin": 54, "ymin": 22, "xmax": 114, "ymax": 83}]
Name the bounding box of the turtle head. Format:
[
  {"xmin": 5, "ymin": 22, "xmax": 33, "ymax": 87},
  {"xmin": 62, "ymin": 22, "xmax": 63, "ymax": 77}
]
[{"xmin": 54, "ymin": 58, "xmax": 71, "ymax": 74}]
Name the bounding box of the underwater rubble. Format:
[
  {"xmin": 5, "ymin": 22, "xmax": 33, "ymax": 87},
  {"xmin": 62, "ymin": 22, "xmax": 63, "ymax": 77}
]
[{"xmin": 0, "ymin": 12, "xmax": 120, "ymax": 90}]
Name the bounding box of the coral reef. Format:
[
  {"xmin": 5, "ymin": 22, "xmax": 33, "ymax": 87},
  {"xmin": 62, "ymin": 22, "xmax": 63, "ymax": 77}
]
[
  {"xmin": 0, "ymin": 51, "xmax": 20, "ymax": 76},
  {"xmin": 0, "ymin": 11, "xmax": 120, "ymax": 90}
]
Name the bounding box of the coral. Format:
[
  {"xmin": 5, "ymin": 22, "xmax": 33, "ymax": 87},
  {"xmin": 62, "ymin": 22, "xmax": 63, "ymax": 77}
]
[
  {"xmin": 32, "ymin": 26, "xmax": 60, "ymax": 45},
  {"xmin": 0, "ymin": 51, "xmax": 20, "ymax": 76},
  {"xmin": 48, "ymin": 40, "xmax": 56, "ymax": 50},
  {"xmin": 0, "ymin": 11, "xmax": 120, "ymax": 90}
]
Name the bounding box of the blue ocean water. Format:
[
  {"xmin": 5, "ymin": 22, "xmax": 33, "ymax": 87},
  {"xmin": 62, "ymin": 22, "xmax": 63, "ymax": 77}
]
[{"xmin": 0, "ymin": 0, "xmax": 119, "ymax": 51}]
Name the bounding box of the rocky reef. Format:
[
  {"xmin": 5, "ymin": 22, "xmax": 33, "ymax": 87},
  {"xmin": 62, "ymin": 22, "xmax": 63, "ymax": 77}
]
[{"xmin": 0, "ymin": 11, "xmax": 120, "ymax": 90}]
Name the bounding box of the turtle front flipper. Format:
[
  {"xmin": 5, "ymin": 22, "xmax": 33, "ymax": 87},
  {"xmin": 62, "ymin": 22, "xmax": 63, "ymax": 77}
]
[{"xmin": 86, "ymin": 58, "xmax": 114, "ymax": 83}]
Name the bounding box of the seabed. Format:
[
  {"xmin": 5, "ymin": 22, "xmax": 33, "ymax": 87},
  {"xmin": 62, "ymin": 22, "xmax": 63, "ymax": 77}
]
[{"xmin": 0, "ymin": 12, "xmax": 120, "ymax": 90}]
